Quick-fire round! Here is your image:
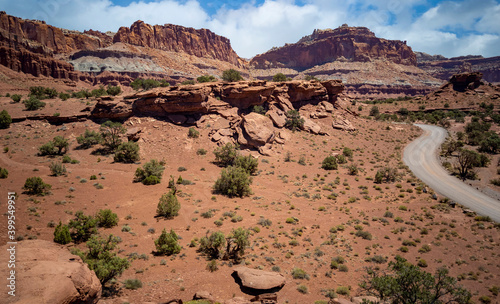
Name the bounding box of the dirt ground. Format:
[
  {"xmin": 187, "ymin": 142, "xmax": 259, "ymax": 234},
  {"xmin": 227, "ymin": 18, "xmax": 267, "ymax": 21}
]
[{"xmin": 0, "ymin": 81, "xmax": 499, "ymax": 304}]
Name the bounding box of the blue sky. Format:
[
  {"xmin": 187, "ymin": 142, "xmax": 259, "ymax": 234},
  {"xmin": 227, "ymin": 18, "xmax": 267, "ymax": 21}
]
[{"xmin": 1, "ymin": 0, "xmax": 499, "ymax": 59}]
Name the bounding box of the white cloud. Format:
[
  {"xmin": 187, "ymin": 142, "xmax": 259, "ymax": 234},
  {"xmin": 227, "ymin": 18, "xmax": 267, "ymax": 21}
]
[{"xmin": 0, "ymin": 0, "xmax": 498, "ymax": 58}]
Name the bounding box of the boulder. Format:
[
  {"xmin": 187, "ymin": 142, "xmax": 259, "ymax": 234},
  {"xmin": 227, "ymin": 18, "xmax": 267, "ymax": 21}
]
[
  {"xmin": 194, "ymin": 290, "xmax": 215, "ymax": 303},
  {"xmin": 0, "ymin": 240, "xmax": 101, "ymax": 304},
  {"xmin": 267, "ymin": 106, "xmax": 287, "ymax": 128},
  {"xmin": 250, "ymin": 293, "xmax": 277, "ymax": 303},
  {"xmin": 301, "ymin": 117, "xmax": 322, "ymax": 134},
  {"xmin": 91, "ymin": 97, "xmax": 133, "ymax": 119},
  {"xmin": 233, "ymin": 267, "xmax": 286, "ymax": 290},
  {"xmin": 126, "ymin": 127, "xmax": 142, "ymax": 141},
  {"xmin": 241, "ymin": 113, "xmax": 275, "ymax": 147},
  {"xmin": 332, "ymin": 116, "xmax": 356, "ymax": 131}
]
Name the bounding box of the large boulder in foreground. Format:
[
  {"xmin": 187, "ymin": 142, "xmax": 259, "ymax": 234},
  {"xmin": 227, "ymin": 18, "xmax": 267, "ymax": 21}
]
[
  {"xmin": 0, "ymin": 240, "xmax": 101, "ymax": 304},
  {"xmin": 241, "ymin": 112, "xmax": 275, "ymax": 147},
  {"xmin": 233, "ymin": 267, "xmax": 286, "ymax": 290}
]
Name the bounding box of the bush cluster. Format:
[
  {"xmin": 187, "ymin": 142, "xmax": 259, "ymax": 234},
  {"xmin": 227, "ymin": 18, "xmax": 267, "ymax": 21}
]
[
  {"xmin": 134, "ymin": 159, "xmax": 165, "ymax": 185},
  {"xmin": 285, "ymin": 110, "xmax": 304, "ymax": 131},
  {"xmin": 23, "ymin": 177, "xmax": 51, "ymax": 195},
  {"xmin": 156, "ymin": 190, "xmax": 180, "ymax": 218},
  {"xmin": 222, "ymin": 69, "xmax": 243, "ymax": 82},
  {"xmin": 0, "ymin": 110, "xmax": 12, "ymax": 129},
  {"xmin": 198, "ymin": 228, "xmax": 250, "ymax": 261},
  {"xmin": 38, "ymin": 136, "xmax": 69, "ymax": 156},
  {"xmin": 113, "ymin": 141, "xmax": 140, "ymax": 163},
  {"xmin": 130, "ymin": 78, "xmax": 169, "ymax": 91},
  {"xmin": 155, "ymin": 229, "xmax": 181, "ymax": 255}
]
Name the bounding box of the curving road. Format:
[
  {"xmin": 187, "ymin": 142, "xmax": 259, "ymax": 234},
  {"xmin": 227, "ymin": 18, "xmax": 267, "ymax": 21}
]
[{"xmin": 403, "ymin": 124, "xmax": 500, "ymax": 223}]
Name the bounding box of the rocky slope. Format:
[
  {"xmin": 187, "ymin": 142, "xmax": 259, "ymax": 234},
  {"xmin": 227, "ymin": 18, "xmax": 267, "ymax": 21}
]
[
  {"xmin": 417, "ymin": 52, "xmax": 500, "ymax": 83},
  {"xmin": 113, "ymin": 20, "xmax": 243, "ymax": 67},
  {"xmin": 250, "ymin": 25, "xmax": 416, "ymax": 69}
]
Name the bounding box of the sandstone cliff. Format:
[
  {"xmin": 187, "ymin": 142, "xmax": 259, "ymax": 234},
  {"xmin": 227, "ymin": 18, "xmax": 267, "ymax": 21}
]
[
  {"xmin": 250, "ymin": 25, "xmax": 416, "ymax": 70},
  {"xmin": 113, "ymin": 20, "xmax": 243, "ymax": 67}
]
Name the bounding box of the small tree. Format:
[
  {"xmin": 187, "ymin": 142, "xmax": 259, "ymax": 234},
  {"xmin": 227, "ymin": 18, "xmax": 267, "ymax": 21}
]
[
  {"xmin": 72, "ymin": 234, "xmax": 130, "ymax": 286},
  {"xmin": 214, "ymin": 166, "xmax": 252, "ymax": 197},
  {"xmin": 154, "ymin": 229, "xmax": 181, "ymax": 255},
  {"xmin": 10, "ymin": 94, "xmax": 22, "ymax": 103},
  {"xmin": 114, "ymin": 141, "xmax": 140, "ymax": 163},
  {"xmin": 23, "ymin": 96, "xmax": 46, "ymax": 110},
  {"xmin": 134, "ymin": 159, "xmax": 165, "ymax": 185},
  {"xmin": 156, "ymin": 190, "xmax": 180, "ymax": 218},
  {"xmin": 100, "ymin": 121, "xmax": 126, "ymax": 151},
  {"xmin": 214, "ymin": 143, "xmax": 239, "ymax": 167},
  {"xmin": 272, "ymin": 73, "xmax": 287, "ymax": 82},
  {"xmin": 234, "ymin": 155, "xmax": 258, "ymax": 175},
  {"xmin": 49, "ymin": 161, "xmax": 67, "ymax": 176},
  {"xmin": 374, "ymin": 167, "xmax": 398, "ymax": 183},
  {"xmin": 198, "ymin": 231, "xmax": 226, "ymax": 260},
  {"xmin": 23, "ymin": 177, "xmax": 51, "ymax": 195},
  {"xmin": 285, "ymin": 110, "xmax": 304, "ymax": 131},
  {"xmin": 0, "ymin": 110, "xmax": 12, "ymax": 129},
  {"xmin": 456, "ymin": 148, "xmax": 479, "ymax": 180},
  {"xmin": 369, "ymin": 106, "xmax": 380, "ymax": 117},
  {"xmin": 222, "ymin": 69, "xmax": 243, "ymax": 82},
  {"xmin": 106, "ymin": 85, "xmax": 121, "ymax": 96},
  {"xmin": 52, "ymin": 136, "xmax": 69, "ymax": 155},
  {"xmin": 226, "ymin": 227, "xmax": 250, "ymax": 261},
  {"xmin": 321, "ymin": 156, "xmax": 338, "ymax": 170},
  {"xmin": 96, "ymin": 209, "xmax": 119, "ymax": 228},
  {"xmin": 76, "ymin": 129, "xmax": 102, "ymax": 149},
  {"xmin": 197, "ymin": 75, "xmax": 216, "ymax": 83},
  {"xmin": 38, "ymin": 141, "xmax": 56, "ymax": 156},
  {"xmin": 68, "ymin": 211, "xmax": 98, "ymax": 243},
  {"xmin": 53, "ymin": 222, "xmax": 72, "ymax": 245},
  {"xmin": 360, "ymin": 255, "xmax": 471, "ymax": 304}
]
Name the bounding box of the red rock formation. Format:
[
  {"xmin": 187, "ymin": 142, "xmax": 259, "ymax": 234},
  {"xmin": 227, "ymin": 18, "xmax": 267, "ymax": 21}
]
[
  {"xmin": 250, "ymin": 26, "xmax": 416, "ymax": 69},
  {"xmin": 113, "ymin": 20, "xmax": 243, "ymax": 67}
]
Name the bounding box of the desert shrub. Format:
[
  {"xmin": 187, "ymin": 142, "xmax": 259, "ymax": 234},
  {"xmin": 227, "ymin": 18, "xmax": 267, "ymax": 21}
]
[
  {"xmin": 181, "ymin": 80, "xmax": 196, "ymax": 85},
  {"xmin": 156, "ymin": 190, "xmax": 180, "ymax": 218},
  {"xmin": 23, "ymin": 177, "xmax": 51, "ymax": 195},
  {"xmin": 29, "ymin": 86, "xmax": 58, "ymax": 99},
  {"xmin": 285, "ymin": 109, "xmax": 304, "ymax": 131},
  {"xmin": 155, "ymin": 229, "xmax": 181, "ymax": 255},
  {"xmin": 273, "ymin": 73, "xmax": 287, "ymax": 82},
  {"xmin": 124, "ymin": 279, "xmax": 142, "ymax": 290},
  {"xmin": 23, "ymin": 96, "xmax": 46, "ymax": 110},
  {"xmin": 130, "ymin": 78, "xmax": 169, "ymax": 90},
  {"xmin": 347, "ymin": 164, "xmax": 359, "ymax": 175},
  {"xmin": 360, "ymin": 255, "xmax": 471, "ymax": 304},
  {"xmin": 53, "ymin": 136, "xmax": 69, "ymax": 155},
  {"xmin": 106, "ymin": 85, "xmax": 121, "ymax": 96},
  {"xmin": 113, "ymin": 141, "xmax": 140, "ymax": 163},
  {"xmin": 214, "ymin": 166, "xmax": 252, "ymax": 197},
  {"xmin": 0, "ymin": 167, "xmax": 8, "ymax": 179},
  {"xmin": 197, "ymin": 148, "xmax": 207, "ymax": 155},
  {"xmin": 134, "ymin": 159, "xmax": 165, "ymax": 185},
  {"xmin": 369, "ymin": 106, "xmax": 380, "ymax": 117},
  {"xmin": 76, "ymin": 129, "xmax": 102, "ymax": 149},
  {"xmin": 198, "ymin": 231, "xmax": 226, "ymax": 260},
  {"xmin": 0, "ymin": 110, "xmax": 12, "ymax": 129},
  {"xmin": 49, "ymin": 162, "xmax": 66, "ymax": 176},
  {"xmin": 91, "ymin": 87, "xmax": 107, "ymax": 98},
  {"xmin": 479, "ymin": 133, "xmax": 500, "ymax": 153},
  {"xmin": 355, "ymin": 230, "xmax": 373, "ymax": 240},
  {"xmin": 67, "ymin": 211, "xmax": 98, "ymax": 243},
  {"xmin": 336, "ymin": 154, "xmax": 347, "ymax": 164},
  {"xmin": 225, "ymin": 227, "xmax": 250, "ymax": 261},
  {"xmin": 343, "ymin": 147, "xmax": 353, "ymax": 158},
  {"xmin": 490, "ymin": 178, "xmax": 500, "ymax": 186},
  {"xmin": 206, "ymin": 260, "xmax": 218, "ymax": 272},
  {"xmin": 297, "ymin": 285, "xmax": 308, "ymax": 294},
  {"xmin": 258, "ymin": 217, "xmax": 272, "ymax": 227},
  {"xmin": 214, "ymin": 143, "xmax": 239, "ymax": 167},
  {"xmin": 234, "ymin": 155, "xmax": 258, "ymax": 175},
  {"xmin": 197, "ymin": 75, "xmax": 216, "ymax": 83},
  {"xmin": 96, "ymin": 209, "xmax": 119, "ymax": 228},
  {"xmin": 336, "ymin": 286, "xmax": 350, "ymax": 296},
  {"xmin": 59, "ymin": 92, "xmax": 70, "ymax": 100},
  {"xmin": 100, "ymin": 121, "xmax": 126, "ymax": 151},
  {"xmin": 188, "ymin": 127, "xmax": 199, "ymax": 138},
  {"xmin": 53, "ymin": 221, "xmax": 72, "ymax": 244},
  {"xmin": 72, "ymin": 234, "xmax": 130, "ymax": 286},
  {"xmin": 375, "ymin": 167, "xmax": 398, "ymax": 183},
  {"xmin": 222, "ymin": 69, "xmax": 243, "ymax": 82},
  {"xmin": 11, "ymin": 94, "xmax": 22, "ymax": 102},
  {"xmin": 252, "ymin": 105, "xmax": 266, "ymax": 114},
  {"xmin": 292, "ymin": 268, "xmax": 310, "ymax": 280},
  {"xmin": 72, "ymin": 89, "xmax": 91, "ymax": 99},
  {"xmin": 305, "ymin": 75, "xmax": 319, "ymax": 81},
  {"xmin": 322, "ymin": 156, "xmax": 338, "ymax": 170}
]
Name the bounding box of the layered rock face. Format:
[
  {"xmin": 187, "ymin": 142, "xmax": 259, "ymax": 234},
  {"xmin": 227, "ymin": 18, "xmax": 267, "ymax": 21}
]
[
  {"xmin": 113, "ymin": 20, "xmax": 242, "ymax": 67},
  {"xmin": 250, "ymin": 26, "xmax": 416, "ymax": 69}
]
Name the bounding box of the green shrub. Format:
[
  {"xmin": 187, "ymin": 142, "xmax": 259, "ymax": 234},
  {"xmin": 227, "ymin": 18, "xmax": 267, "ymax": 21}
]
[
  {"xmin": 272, "ymin": 73, "xmax": 287, "ymax": 82},
  {"xmin": 369, "ymin": 106, "xmax": 380, "ymax": 117},
  {"xmin": 156, "ymin": 190, "xmax": 180, "ymax": 218},
  {"xmin": 53, "ymin": 221, "xmax": 72, "ymax": 244},
  {"xmin": 225, "ymin": 227, "xmax": 250, "ymax": 261},
  {"xmin": 343, "ymin": 147, "xmax": 353, "ymax": 157},
  {"xmin": 214, "ymin": 166, "xmax": 252, "ymax": 197},
  {"xmin": 76, "ymin": 129, "xmax": 102, "ymax": 149},
  {"xmin": 62, "ymin": 155, "xmax": 72, "ymax": 163},
  {"xmin": 0, "ymin": 167, "xmax": 8, "ymax": 179},
  {"xmin": 197, "ymin": 75, "xmax": 216, "ymax": 83},
  {"xmin": 11, "ymin": 94, "xmax": 22, "ymax": 103},
  {"xmin": 321, "ymin": 156, "xmax": 338, "ymax": 170},
  {"xmin": 375, "ymin": 167, "xmax": 397, "ymax": 183},
  {"xmin": 285, "ymin": 110, "xmax": 304, "ymax": 131},
  {"xmin": 0, "ymin": 110, "xmax": 12, "ymax": 129},
  {"xmin": 23, "ymin": 96, "xmax": 46, "ymax": 110},
  {"xmin": 355, "ymin": 230, "xmax": 372, "ymax": 240},
  {"xmin": 23, "ymin": 177, "xmax": 51, "ymax": 195},
  {"xmin": 72, "ymin": 234, "xmax": 130, "ymax": 285},
  {"xmin": 124, "ymin": 278, "xmax": 142, "ymax": 290},
  {"xmin": 59, "ymin": 92, "xmax": 70, "ymax": 100},
  {"xmin": 336, "ymin": 154, "xmax": 347, "ymax": 164},
  {"xmin": 72, "ymin": 89, "xmax": 91, "ymax": 99},
  {"xmin": 206, "ymin": 260, "xmax": 218, "ymax": 272},
  {"xmin": 198, "ymin": 231, "xmax": 226, "ymax": 259},
  {"xmin": 114, "ymin": 141, "xmax": 140, "ymax": 163},
  {"xmin": 106, "ymin": 85, "xmax": 121, "ymax": 96},
  {"xmin": 96, "ymin": 209, "xmax": 119, "ymax": 228},
  {"xmin": 336, "ymin": 286, "xmax": 350, "ymax": 296},
  {"xmin": 134, "ymin": 159, "xmax": 165, "ymax": 185},
  {"xmin": 297, "ymin": 285, "xmax": 308, "ymax": 294},
  {"xmin": 188, "ymin": 127, "xmax": 199, "ymax": 138},
  {"xmin": 181, "ymin": 80, "xmax": 196, "ymax": 85},
  {"xmin": 234, "ymin": 155, "xmax": 258, "ymax": 175},
  {"xmin": 129, "ymin": 78, "xmax": 169, "ymax": 90},
  {"xmin": 155, "ymin": 229, "xmax": 181, "ymax": 255},
  {"xmin": 49, "ymin": 162, "xmax": 66, "ymax": 176},
  {"xmin": 68, "ymin": 211, "xmax": 98, "ymax": 243},
  {"xmin": 197, "ymin": 148, "xmax": 207, "ymax": 155},
  {"xmin": 292, "ymin": 267, "xmax": 310, "ymax": 280},
  {"xmin": 214, "ymin": 143, "xmax": 239, "ymax": 167},
  {"xmin": 53, "ymin": 136, "xmax": 69, "ymax": 155},
  {"xmin": 100, "ymin": 121, "xmax": 126, "ymax": 151},
  {"xmin": 222, "ymin": 69, "xmax": 243, "ymax": 82}
]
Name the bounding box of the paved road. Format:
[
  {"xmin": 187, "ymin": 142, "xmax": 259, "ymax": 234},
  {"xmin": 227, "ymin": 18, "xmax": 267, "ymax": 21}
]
[{"xmin": 403, "ymin": 124, "xmax": 500, "ymax": 223}]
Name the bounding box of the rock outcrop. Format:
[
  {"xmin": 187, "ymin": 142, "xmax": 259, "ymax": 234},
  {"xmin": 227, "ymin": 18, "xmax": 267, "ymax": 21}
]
[
  {"xmin": 0, "ymin": 240, "xmax": 101, "ymax": 303},
  {"xmin": 233, "ymin": 267, "xmax": 286, "ymax": 290},
  {"xmin": 250, "ymin": 25, "xmax": 416, "ymax": 70},
  {"xmin": 113, "ymin": 20, "xmax": 243, "ymax": 67}
]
